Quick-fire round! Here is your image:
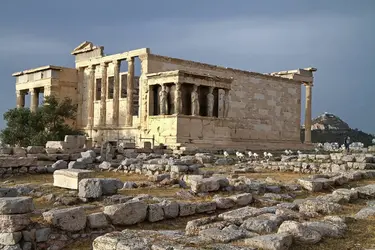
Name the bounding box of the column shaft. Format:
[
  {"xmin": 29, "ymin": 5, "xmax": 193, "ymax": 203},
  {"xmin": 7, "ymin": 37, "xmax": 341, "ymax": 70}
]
[
  {"xmin": 112, "ymin": 60, "xmax": 120, "ymax": 126},
  {"xmin": 304, "ymin": 84, "xmax": 312, "ymax": 143},
  {"xmin": 16, "ymin": 90, "xmax": 24, "ymax": 108},
  {"xmin": 99, "ymin": 63, "xmax": 108, "ymax": 126},
  {"xmin": 126, "ymin": 57, "xmax": 135, "ymax": 126},
  {"xmin": 76, "ymin": 68, "xmax": 84, "ymax": 127},
  {"xmin": 87, "ymin": 65, "xmax": 96, "ymax": 132},
  {"xmin": 30, "ymin": 88, "xmax": 38, "ymax": 112}
]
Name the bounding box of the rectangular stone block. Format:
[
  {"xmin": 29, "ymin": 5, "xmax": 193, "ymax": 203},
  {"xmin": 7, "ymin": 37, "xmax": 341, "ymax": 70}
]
[
  {"xmin": 64, "ymin": 135, "xmax": 86, "ymax": 149},
  {"xmin": 143, "ymin": 142, "xmax": 152, "ymax": 149},
  {"xmin": 0, "ymin": 197, "xmax": 34, "ymax": 214},
  {"xmin": 46, "ymin": 141, "xmax": 66, "ymax": 149},
  {"xmin": 122, "ymin": 143, "xmax": 136, "ymax": 149},
  {"xmin": 0, "ymin": 157, "xmax": 37, "ymax": 168},
  {"xmin": 53, "ymin": 169, "xmax": 94, "ymax": 190},
  {"xmin": 26, "ymin": 146, "xmax": 45, "ymax": 154},
  {"xmin": 0, "ymin": 232, "xmax": 22, "ymax": 245},
  {"xmin": 0, "ymin": 214, "xmax": 30, "ymax": 232},
  {"xmin": 0, "ymin": 188, "xmax": 18, "ymax": 197}
]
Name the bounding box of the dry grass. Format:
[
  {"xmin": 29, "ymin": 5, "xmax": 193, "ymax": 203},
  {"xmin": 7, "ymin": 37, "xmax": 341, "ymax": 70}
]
[
  {"xmin": 63, "ymin": 238, "xmax": 92, "ymax": 250},
  {"xmin": 1, "ymin": 174, "xmax": 53, "ymax": 186},
  {"xmin": 292, "ymin": 216, "xmax": 375, "ymax": 250},
  {"xmin": 93, "ymin": 171, "xmax": 149, "ymax": 183},
  {"xmin": 242, "ymin": 171, "xmax": 308, "ymax": 184},
  {"xmin": 1, "ymin": 171, "xmax": 149, "ymax": 187},
  {"xmin": 118, "ymin": 186, "xmax": 181, "ymax": 198}
]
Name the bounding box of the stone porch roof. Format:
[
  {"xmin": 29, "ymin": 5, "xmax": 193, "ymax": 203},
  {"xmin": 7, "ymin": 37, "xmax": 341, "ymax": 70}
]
[
  {"xmin": 146, "ymin": 70, "xmax": 234, "ymax": 83},
  {"xmin": 12, "ymin": 65, "xmax": 65, "ymax": 77}
]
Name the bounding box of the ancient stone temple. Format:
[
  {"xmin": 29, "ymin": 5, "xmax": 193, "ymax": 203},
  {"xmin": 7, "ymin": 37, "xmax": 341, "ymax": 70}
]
[{"xmin": 12, "ymin": 41, "xmax": 316, "ymax": 150}]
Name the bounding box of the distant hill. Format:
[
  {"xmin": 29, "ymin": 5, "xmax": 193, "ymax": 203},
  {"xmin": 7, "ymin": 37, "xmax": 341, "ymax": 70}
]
[{"xmin": 300, "ymin": 112, "xmax": 374, "ymax": 146}]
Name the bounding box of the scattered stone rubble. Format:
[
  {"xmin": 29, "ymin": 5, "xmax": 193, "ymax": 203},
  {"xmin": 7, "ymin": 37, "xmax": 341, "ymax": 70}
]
[
  {"xmin": 1, "ymin": 144, "xmax": 375, "ymax": 249},
  {"xmin": 91, "ymin": 182, "xmax": 375, "ymax": 250}
]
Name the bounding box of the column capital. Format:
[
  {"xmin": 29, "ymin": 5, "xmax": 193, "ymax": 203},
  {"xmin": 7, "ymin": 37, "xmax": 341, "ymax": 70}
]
[
  {"xmin": 127, "ymin": 57, "xmax": 134, "ymax": 63},
  {"xmin": 88, "ymin": 65, "xmax": 96, "ymax": 71},
  {"xmin": 303, "ymin": 82, "xmax": 314, "ymax": 87},
  {"xmin": 29, "ymin": 88, "xmax": 36, "ymax": 94},
  {"xmin": 100, "ymin": 62, "xmax": 108, "ymax": 67},
  {"xmin": 112, "ymin": 60, "xmax": 120, "ymax": 66}
]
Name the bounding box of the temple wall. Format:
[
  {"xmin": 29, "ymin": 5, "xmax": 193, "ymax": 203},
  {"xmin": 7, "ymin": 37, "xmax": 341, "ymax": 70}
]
[
  {"xmin": 145, "ymin": 116, "xmax": 178, "ymax": 146},
  {"xmin": 146, "ymin": 54, "xmax": 302, "ymax": 145}
]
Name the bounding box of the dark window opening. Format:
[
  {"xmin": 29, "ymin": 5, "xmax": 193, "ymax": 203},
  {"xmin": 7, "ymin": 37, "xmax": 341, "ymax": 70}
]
[
  {"xmin": 121, "ymin": 74, "xmax": 127, "ymax": 98},
  {"xmin": 95, "ymin": 78, "xmax": 102, "ymax": 101},
  {"xmin": 108, "ymin": 76, "xmax": 114, "ymax": 99},
  {"xmin": 167, "ymin": 84, "xmax": 175, "ymax": 115},
  {"xmin": 182, "ymin": 84, "xmax": 193, "ymax": 115},
  {"xmin": 198, "ymin": 86, "xmax": 209, "ymax": 116},
  {"xmin": 152, "ymin": 85, "xmax": 160, "ymax": 115}
]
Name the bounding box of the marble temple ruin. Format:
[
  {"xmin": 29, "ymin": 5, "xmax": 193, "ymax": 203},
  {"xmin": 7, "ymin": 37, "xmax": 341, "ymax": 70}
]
[{"xmin": 12, "ymin": 41, "xmax": 316, "ymax": 150}]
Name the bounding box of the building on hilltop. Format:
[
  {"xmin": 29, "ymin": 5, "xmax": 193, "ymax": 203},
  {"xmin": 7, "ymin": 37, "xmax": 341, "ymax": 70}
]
[{"xmin": 12, "ymin": 41, "xmax": 317, "ymax": 151}]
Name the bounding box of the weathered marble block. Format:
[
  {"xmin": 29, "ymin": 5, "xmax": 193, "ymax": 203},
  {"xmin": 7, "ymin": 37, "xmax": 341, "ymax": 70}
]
[
  {"xmin": 0, "ymin": 157, "xmax": 37, "ymax": 168},
  {"xmin": 53, "ymin": 169, "xmax": 94, "ymax": 190}
]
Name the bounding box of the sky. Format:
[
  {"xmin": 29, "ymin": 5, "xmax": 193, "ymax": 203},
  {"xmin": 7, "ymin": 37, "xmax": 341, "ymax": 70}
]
[{"xmin": 0, "ymin": 0, "xmax": 374, "ymax": 133}]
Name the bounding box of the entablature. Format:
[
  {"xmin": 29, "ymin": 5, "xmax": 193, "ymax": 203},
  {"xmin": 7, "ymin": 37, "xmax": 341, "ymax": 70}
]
[{"xmin": 146, "ymin": 70, "xmax": 233, "ymax": 89}]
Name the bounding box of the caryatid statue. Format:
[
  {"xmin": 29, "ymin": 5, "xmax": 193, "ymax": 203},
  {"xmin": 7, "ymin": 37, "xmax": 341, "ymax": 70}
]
[
  {"xmin": 207, "ymin": 86, "xmax": 214, "ymax": 117},
  {"xmin": 175, "ymin": 83, "xmax": 183, "ymax": 114},
  {"xmin": 223, "ymin": 89, "xmax": 230, "ymax": 118},
  {"xmin": 159, "ymin": 84, "xmax": 168, "ymax": 115},
  {"xmin": 191, "ymin": 85, "xmax": 200, "ymax": 116}
]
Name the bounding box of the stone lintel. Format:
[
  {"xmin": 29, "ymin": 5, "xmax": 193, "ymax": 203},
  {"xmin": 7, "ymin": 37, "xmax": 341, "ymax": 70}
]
[
  {"xmin": 12, "ymin": 65, "xmax": 64, "ymax": 77},
  {"xmin": 147, "ymin": 70, "xmax": 233, "ymax": 82},
  {"xmin": 267, "ymin": 67, "xmax": 317, "ymax": 84},
  {"xmin": 146, "ymin": 70, "xmax": 233, "ymax": 89},
  {"xmin": 75, "ymin": 48, "xmax": 150, "ymax": 68}
]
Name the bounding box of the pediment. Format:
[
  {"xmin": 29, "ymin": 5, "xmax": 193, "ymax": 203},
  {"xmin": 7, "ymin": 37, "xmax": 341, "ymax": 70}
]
[{"xmin": 71, "ymin": 41, "xmax": 96, "ymax": 55}]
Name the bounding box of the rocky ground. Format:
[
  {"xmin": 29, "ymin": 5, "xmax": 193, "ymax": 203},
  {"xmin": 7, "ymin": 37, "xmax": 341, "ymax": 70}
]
[{"xmin": 1, "ymin": 148, "xmax": 375, "ymax": 250}]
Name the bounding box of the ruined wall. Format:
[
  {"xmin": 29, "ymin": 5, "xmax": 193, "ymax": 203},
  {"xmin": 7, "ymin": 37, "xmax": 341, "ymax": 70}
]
[
  {"xmin": 146, "ymin": 116, "xmax": 178, "ymax": 146},
  {"xmin": 146, "ymin": 54, "xmax": 302, "ymax": 146}
]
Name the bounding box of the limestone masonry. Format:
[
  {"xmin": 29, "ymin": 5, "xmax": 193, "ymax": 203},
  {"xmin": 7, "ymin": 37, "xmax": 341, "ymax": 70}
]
[{"xmin": 13, "ymin": 41, "xmax": 316, "ymax": 150}]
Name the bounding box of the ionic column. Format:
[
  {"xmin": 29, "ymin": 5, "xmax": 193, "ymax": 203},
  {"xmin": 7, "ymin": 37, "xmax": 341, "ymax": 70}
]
[
  {"xmin": 76, "ymin": 68, "xmax": 85, "ymax": 127},
  {"xmin": 87, "ymin": 65, "xmax": 96, "ymax": 133},
  {"xmin": 304, "ymin": 83, "xmax": 313, "ymax": 143},
  {"xmin": 99, "ymin": 62, "xmax": 108, "ymax": 126},
  {"xmin": 126, "ymin": 57, "xmax": 135, "ymax": 127},
  {"xmin": 112, "ymin": 60, "xmax": 121, "ymax": 126},
  {"xmin": 16, "ymin": 90, "xmax": 25, "ymax": 108},
  {"xmin": 29, "ymin": 88, "xmax": 38, "ymax": 112}
]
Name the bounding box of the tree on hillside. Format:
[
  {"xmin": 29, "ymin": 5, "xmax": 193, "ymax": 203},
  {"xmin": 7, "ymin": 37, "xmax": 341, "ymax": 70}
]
[{"xmin": 0, "ymin": 95, "xmax": 85, "ymax": 147}]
